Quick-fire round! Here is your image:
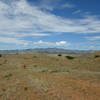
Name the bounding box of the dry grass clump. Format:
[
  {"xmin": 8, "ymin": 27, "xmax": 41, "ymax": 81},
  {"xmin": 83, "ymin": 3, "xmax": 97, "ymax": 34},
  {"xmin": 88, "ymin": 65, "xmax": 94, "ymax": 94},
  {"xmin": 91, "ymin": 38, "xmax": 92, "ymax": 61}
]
[{"xmin": 4, "ymin": 73, "xmax": 12, "ymax": 78}]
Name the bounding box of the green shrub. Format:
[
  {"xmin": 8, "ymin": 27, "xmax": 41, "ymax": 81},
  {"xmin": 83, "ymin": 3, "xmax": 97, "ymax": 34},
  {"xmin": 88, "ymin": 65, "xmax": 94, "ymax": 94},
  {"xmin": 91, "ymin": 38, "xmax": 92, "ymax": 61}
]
[
  {"xmin": 58, "ymin": 54, "xmax": 62, "ymax": 56},
  {"xmin": 65, "ymin": 56, "xmax": 75, "ymax": 60},
  {"xmin": 0, "ymin": 54, "xmax": 2, "ymax": 57},
  {"xmin": 33, "ymin": 56, "xmax": 37, "ymax": 58},
  {"xmin": 34, "ymin": 65, "xmax": 37, "ymax": 67},
  {"xmin": 95, "ymin": 55, "xmax": 100, "ymax": 58}
]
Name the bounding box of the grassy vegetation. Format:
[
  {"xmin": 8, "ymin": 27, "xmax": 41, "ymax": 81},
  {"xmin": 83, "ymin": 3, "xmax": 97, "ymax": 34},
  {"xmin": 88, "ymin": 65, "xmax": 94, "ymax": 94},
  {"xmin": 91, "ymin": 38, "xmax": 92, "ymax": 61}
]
[{"xmin": 41, "ymin": 69, "xmax": 70, "ymax": 73}]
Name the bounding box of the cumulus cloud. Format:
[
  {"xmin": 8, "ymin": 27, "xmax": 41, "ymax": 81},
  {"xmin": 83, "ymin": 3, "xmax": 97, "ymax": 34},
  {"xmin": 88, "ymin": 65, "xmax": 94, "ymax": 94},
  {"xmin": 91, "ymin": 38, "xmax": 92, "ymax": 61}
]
[{"xmin": 34, "ymin": 40, "xmax": 70, "ymax": 47}]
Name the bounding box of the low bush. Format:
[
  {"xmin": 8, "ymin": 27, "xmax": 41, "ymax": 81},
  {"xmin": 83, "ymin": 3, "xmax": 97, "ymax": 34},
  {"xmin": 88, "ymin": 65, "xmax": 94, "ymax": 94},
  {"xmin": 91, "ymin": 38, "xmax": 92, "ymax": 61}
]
[
  {"xmin": 34, "ymin": 65, "xmax": 37, "ymax": 67},
  {"xmin": 65, "ymin": 56, "xmax": 75, "ymax": 60},
  {"xmin": 95, "ymin": 55, "xmax": 100, "ymax": 58},
  {"xmin": 58, "ymin": 54, "xmax": 62, "ymax": 56},
  {"xmin": 0, "ymin": 54, "xmax": 2, "ymax": 57},
  {"xmin": 33, "ymin": 56, "xmax": 37, "ymax": 58},
  {"xmin": 4, "ymin": 73, "xmax": 13, "ymax": 80},
  {"xmin": 22, "ymin": 64, "xmax": 27, "ymax": 69},
  {"xmin": 4, "ymin": 73, "xmax": 12, "ymax": 78},
  {"xmin": 2, "ymin": 88, "xmax": 6, "ymax": 92},
  {"xmin": 24, "ymin": 87, "xmax": 28, "ymax": 91}
]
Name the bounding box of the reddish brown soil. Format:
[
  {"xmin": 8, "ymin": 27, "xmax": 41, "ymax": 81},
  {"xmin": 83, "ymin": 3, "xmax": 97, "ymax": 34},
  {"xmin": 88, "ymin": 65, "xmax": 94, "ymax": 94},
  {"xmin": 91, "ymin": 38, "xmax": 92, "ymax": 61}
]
[{"xmin": 0, "ymin": 53, "xmax": 100, "ymax": 100}]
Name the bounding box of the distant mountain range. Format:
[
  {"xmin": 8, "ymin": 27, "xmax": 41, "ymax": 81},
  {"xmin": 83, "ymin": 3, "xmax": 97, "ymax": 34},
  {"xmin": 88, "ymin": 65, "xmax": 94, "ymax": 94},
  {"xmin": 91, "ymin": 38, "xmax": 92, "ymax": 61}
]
[{"xmin": 0, "ymin": 48, "xmax": 97, "ymax": 55}]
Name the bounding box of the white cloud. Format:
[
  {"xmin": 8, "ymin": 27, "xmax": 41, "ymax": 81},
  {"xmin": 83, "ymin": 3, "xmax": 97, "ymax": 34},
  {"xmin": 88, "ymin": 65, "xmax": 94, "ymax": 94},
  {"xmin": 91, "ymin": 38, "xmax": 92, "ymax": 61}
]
[
  {"xmin": 0, "ymin": 36, "xmax": 70, "ymax": 47},
  {"xmin": 0, "ymin": 31, "xmax": 50, "ymax": 38},
  {"xmin": 34, "ymin": 0, "xmax": 74, "ymax": 11},
  {"xmin": 0, "ymin": 0, "xmax": 100, "ymax": 49},
  {"xmin": 68, "ymin": 41, "xmax": 100, "ymax": 50},
  {"xmin": 0, "ymin": 0, "xmax": 100, "ymax": 35},
  {"xmin": 86, "ymin": 36, "xmax": 100, "ymax": 40},
  {"xmin": 73, "ymin": 10, "xmax": 81, "ymax": 14},
  {"xmin": 34, "ymin": 40, "xmax": 70, "ymax": 47},
  {"xmin": 0, "ymin": 36, "xmax": 30, "ymax": 46},
  {"xmin": 15, "ymin": 33, "xmax": 50, "ymax": 37},
  {"xmin": 62, "ymin": 3, "xmax": 75, "ymax": 8}
]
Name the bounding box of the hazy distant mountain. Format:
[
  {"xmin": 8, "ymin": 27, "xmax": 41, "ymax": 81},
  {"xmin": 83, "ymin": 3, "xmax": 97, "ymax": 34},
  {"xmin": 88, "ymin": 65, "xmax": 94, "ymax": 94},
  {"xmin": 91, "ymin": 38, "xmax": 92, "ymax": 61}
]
[{"xmin": 0, "ymin": 48, "xmax": 96, "ymax": 55}]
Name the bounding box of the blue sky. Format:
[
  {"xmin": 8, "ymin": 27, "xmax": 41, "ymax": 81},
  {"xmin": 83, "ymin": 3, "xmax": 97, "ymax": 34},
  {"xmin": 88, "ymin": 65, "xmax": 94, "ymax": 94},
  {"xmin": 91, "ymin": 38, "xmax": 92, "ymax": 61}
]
[{"xmin": 0, "ymin": 0, "xmax": 100, "ymax": 50}]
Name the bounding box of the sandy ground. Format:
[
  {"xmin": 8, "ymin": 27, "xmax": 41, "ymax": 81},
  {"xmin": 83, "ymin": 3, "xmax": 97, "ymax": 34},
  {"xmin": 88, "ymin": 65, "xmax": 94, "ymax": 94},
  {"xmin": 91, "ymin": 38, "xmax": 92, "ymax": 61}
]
[{"xmin": 0, "ymin": 53, "xmax": 100, "ymax": 100}]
